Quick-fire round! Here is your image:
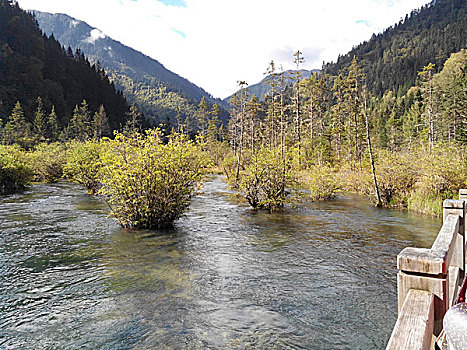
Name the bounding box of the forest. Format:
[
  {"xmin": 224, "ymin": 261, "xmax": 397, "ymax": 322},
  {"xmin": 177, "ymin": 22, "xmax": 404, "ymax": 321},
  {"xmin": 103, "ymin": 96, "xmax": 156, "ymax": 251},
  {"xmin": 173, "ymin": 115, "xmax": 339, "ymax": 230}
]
[{"xmin": 0, "ymin": 0, "xmax": 466, "ymax": 229}]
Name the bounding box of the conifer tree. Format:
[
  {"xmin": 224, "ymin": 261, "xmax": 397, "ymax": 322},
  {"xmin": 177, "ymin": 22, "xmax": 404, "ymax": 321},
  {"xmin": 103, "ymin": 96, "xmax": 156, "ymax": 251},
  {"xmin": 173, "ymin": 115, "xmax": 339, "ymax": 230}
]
[
  {"xmin": 246, "ymin": 95, "xmax": 262, "ymax": 154},
  {"xmin": 47, "ymin": 106, "xmax": 59, "ymax": 141},
  {"xmin": 433, "ymin": 50, "xmax": 467, "ymax": 142},
  {"xmin": 331, "ymin": 74, "xmax": 346, "ymax": 160},
  {"xmin": 3, "ymin": 101, "xmax": 32, "ymax": 147},
  {"xmin": 233, "ymin": 80, "xmax": 248, "ymax": 184},
  {"xmin": 68, "ymin": 100, "xmax": 92, "ymax": 141},
  {"xmin": 33, "ymin": 97, "xmax": 47, "ymax": 142},
  {"xmin": 207, "ymin": 103, "xmax": 221, "ymax": 165},
  {"xmin": 93, "ymin": 104, "xmax": 110, "ymax": 139},
  {"xmin": 293, "ymin": 50, "xmax": 305, "ymax": 166},
  {"xmin": 197, "ymin": 97, "xmax": 209, "ymax": 137},
  {"xmin": 342, "ymin": 56, "xmax": 364, "ymax": 165},
  {"xmin": 124, "ymin": 103, "xmax": 142, "ymax": 135},
  {"xmin": 264, "ymin": 60, "xmax": 278, "ymax": 149},
  {"xmin": 278, "ymin": 66, "xmax": 287, "ymax": 160},
  {"xmin": 418, "ymin": 63, "xmax": 436, "ymax": 150}
]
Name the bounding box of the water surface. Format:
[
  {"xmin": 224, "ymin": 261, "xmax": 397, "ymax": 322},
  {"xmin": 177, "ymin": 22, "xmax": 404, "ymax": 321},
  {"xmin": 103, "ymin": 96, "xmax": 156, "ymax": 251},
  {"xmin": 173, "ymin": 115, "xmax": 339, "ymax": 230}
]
[{"xmin": 0, "ymin": 176, "xmax": 441, "ymax": 349}]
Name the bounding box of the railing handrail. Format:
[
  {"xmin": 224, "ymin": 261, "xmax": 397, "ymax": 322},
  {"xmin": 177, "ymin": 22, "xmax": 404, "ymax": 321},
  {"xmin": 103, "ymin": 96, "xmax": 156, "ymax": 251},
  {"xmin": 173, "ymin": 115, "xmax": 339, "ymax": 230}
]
[
  {"xmin": 386, "ymin": 191, "xmax": 466, "ymax": 349},
  {"xmin": 386, "ymin": 289, "xmax": 435, "ymax": 350},
  {"xmin": 397, "ymin": 214, "xmax": 460, "ymax": 275}
]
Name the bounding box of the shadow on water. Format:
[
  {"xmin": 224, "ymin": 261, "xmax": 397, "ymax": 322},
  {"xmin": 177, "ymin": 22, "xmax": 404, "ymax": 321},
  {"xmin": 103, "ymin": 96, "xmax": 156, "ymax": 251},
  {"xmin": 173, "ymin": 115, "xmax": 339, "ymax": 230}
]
[{"xmin": 0, "ymin": 177, "xmax": 441, "ymax": 349}]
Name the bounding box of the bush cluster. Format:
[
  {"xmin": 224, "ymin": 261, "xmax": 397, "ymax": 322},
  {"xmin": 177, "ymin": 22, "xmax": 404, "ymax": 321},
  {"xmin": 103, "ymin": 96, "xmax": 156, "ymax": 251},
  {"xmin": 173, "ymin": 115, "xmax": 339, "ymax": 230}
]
[
  {"xmin": 63, "ymin": 140, "xmax": 104, "ymax": 194},
  {"xmin": 0, "ymin": 145, "xmax": 33, "ymax": 194},
  {"xmin": 99, "ymin": 130, "xmax": 206, "ymax": 229},
  {"xmin": 238, "ymin": 147, "xmax": 293, "ymax": 211},
  {"xmin": 27, "ymin": 142, "xmax": 67, "ymax": 183}
]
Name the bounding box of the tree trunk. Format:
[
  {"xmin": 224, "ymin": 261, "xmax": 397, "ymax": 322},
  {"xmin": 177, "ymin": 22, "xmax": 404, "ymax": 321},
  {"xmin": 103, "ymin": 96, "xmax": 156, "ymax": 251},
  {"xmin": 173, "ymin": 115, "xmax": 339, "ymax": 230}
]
[{"xmin": 364, "ymin": 91, "xmax": 382, "ymax": 207}]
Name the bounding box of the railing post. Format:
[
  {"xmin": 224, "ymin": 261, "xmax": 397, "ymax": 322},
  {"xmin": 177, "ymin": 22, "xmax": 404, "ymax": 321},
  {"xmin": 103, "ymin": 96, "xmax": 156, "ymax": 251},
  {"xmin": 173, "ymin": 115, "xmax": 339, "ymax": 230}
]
[
  {"xmin": 390, "ymin": 193, "xmax": 467, "ymax": 348},
  {"xmin": 397, "ymin": 211, "xmax": 462, "ymax": 335},
  {"xmin": 459, "ymin": 189, "xmax": 467, "ymax": 201},
  {"xmin": 459, "ymin": 189, "xmax": 467, "ymax": 267},
  {"xmin": 397, "ymin": 249, "xmax": 448, "ymax": 336},
  {"xmin": 444, "ymin": 199, "xmax": 465, "ymax": 280}
]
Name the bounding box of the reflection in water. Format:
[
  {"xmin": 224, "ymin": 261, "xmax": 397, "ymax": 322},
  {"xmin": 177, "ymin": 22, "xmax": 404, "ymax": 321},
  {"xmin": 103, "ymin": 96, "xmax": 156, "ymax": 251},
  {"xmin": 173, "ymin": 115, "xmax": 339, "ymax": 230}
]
[{"xmin": 0, "ymin": 177, "xmax": 440, "ymax": 349}]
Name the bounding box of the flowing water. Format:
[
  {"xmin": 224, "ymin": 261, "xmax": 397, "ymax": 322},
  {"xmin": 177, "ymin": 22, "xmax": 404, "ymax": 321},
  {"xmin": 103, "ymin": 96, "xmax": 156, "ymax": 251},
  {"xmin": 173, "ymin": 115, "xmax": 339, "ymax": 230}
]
[{"xmin": 0, "ymin": 176, "xmax": 441, "ymax": 349}]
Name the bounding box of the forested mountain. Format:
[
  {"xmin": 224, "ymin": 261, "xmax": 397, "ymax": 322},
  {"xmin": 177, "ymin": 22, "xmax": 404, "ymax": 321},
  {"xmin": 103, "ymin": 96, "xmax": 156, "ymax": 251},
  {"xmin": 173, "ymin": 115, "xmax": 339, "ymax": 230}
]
[
  {"xmin": 0, "ymin": 0, "xmax": 128, "ymax": 131},
  {"xmin": 33, "ymin": 11, "xmax": 229, "ymax": 124},
  {"xmin": 223, "ymin": 69, "xmax": 319, "ymax": 102},
  {"xmin": 323, "ymin": 0, "xmax": 466, "ymax": 97}
]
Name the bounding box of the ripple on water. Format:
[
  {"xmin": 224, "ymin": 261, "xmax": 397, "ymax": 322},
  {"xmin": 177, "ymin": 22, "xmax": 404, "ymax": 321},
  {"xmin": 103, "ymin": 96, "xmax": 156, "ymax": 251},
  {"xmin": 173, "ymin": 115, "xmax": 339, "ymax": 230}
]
[{"xmin": 0, "ymin": 177, "xmax": 441, "ymax": 349}]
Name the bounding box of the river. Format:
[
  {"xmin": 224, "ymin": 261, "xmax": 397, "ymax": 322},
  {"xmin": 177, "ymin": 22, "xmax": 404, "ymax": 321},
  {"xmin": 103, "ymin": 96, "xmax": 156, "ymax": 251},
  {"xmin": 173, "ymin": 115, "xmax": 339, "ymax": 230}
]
[{"xmin": 0, "ymin": 176, "xmax": 441, "ymax": 349}]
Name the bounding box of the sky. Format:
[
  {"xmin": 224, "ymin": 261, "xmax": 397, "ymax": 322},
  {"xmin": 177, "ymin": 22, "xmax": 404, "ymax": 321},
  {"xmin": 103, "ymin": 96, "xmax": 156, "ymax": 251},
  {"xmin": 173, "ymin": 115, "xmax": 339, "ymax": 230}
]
[{"xmin": 17, "ymin": 0, "xmax": 430, "ymax": 99}]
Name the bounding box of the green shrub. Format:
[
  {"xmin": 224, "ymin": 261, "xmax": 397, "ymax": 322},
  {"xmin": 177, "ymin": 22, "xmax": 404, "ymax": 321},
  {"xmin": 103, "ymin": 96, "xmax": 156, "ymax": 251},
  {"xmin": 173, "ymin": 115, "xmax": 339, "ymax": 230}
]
[
  {"xmin": 341, "ymin": 150, "xmax": 418, "ymax": 207},
  {"xmin": 63, "ymin": 140, "xmax": 104, "ymax": 193},
  {"xmin": 300, "ymin": 165, "xmax": 341, "ymax": 201},
  {"xmin": 28, "ymin": 142, "xmax": 67, "ymax": 183},
  {"xmin": 414, "ymin": 144, "xmax": 467, "ymax": 198},
  {"xmin": 100, "ymin": 130, "xmax": 206, "ymax": 229},
  {"xmin": 0, "ymin": 145, "xmax": 33, "ymax": 194},
  {"xmin": 407, "ymin": 190, "xmax": 445, "ymax": 216},
  {"xmin": 407, "ymin": 144, "xmax": 467, "ymax": 215},
  {"xmin": 238, "ymin": 146, "xmax": 293, "ymax": 211}
]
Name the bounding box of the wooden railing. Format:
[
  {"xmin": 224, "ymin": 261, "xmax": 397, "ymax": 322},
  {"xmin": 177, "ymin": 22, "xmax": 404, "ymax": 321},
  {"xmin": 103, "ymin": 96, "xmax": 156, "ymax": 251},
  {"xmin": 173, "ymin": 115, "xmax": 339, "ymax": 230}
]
[{"xmin": 386, "ymin": 190, "xmax": 466, "ymax": 350}]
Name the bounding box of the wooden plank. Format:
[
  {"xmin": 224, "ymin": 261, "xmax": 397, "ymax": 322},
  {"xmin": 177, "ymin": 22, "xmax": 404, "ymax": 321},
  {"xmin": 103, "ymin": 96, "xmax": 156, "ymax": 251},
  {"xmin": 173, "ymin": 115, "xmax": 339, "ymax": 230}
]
[
  {"xmin": 397, "ymin": 271, "xmax": 447, "ymax": 335},
  {"xmin": 397, "ymin": 247, "xmax": 443, "ymax": 274},
  {"xmin": 459, "ymin": 189, "xmax": 467, "ymax": 200},
  {"xmin": 444, "ymin": 199, "xmax": 465, "ymax": 276},
  {"xmin": 443, "ymin": 199, "xmax": 465, "ymax": 210},
  {"xmin": 431, "ymin": 214, "xmax": 459, "ymax": 270},
  {"xmin": 448, "ymin": 265, "xmax": 461, "ymax": 306},
  {"xmin": 398, "ymin": 215, "xmax": 459, "ymax": 275},
  {"xmin": 387, "ymin": 289, "xmax": 435, "ymax": 350}
]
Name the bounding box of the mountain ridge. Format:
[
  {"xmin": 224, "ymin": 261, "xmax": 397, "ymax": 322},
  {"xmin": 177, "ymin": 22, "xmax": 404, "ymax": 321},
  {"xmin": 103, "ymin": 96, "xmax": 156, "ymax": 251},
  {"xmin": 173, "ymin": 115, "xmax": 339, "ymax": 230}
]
[
  {"xmin": 33, "ymin": 10, "xmax": 229, "ymax": 124},
  {"xmin": 0, "ymin": 0, "xmax": 129, "ymax": 134}
]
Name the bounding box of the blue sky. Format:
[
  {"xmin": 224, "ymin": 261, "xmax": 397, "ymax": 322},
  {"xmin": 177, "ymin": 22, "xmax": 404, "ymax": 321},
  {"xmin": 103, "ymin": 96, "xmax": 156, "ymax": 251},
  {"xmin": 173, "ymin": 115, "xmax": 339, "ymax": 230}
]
[
  {"xmin": 18, "ymin": 0, "xmax": 430, "ymax": 98},
  {"xmin": 157, "ymin": 0, "xmax": 186, "ymax": 7}
]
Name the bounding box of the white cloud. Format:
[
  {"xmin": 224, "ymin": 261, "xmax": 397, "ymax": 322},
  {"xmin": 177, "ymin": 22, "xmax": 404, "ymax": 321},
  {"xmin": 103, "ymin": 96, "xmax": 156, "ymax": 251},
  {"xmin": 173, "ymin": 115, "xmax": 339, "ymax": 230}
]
[
  {"xmin": 85, "ymin": 28, "xmax": 106, "ymax": 44},
  {"xmin": 18, "ymin": 0, "xmax": 430, "ymax": 98}
]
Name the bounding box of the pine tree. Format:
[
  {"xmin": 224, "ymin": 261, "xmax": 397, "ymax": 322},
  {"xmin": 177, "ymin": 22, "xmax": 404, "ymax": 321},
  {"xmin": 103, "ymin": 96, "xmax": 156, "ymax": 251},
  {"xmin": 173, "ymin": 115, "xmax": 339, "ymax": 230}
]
[
  {"xmin": 233, "ymin": 80, "xmax": 248, "ymax": 185},
  {"xmin": 246, "ymin": 95, "xmax": 262, "ymax": 154},
  {"xmin": 418, "ymin": 63, "xmax": 436, "ymax": 150},
  {"xmin": 3, "ymin": 101, "xmax": 32, "ymax": 147},
  {"xmin": 293, "ymin": 50, "xmax": 305, "ymax": 166},
  {"xmin": 47, "ymin": 106, "xmax": 59, "ymax": 141},
  {"xmin": 197, "ymin": 97, "xmax": 209, "ymax": 137},
  {"xmin": 33, "ymin": 97, "xmax": 47, "ymax": 142},
  {"xmin": 264, "ymin": 60, "xmax": 278, "ymax": 149},
  {"xmin": 68, "ymin": 100, "xmax": 92, "ymax": 141},
  {"xmin": 93, "ymin": 104, "xmax": 110, "ymax": 139},
  {"xmin": 124, "ymin": 103, "xmax": 142, "ymax": 135},
  {"xmin": 342, "ymin": 56, "xmax": 364, "ymax": 165},
  {"xmin": 433, "ymin": 49, "xmax": 467, "ymax": 142},
  {"xmin": 207, "ymin": 103, "xmax": 221, "ymax": 165}
]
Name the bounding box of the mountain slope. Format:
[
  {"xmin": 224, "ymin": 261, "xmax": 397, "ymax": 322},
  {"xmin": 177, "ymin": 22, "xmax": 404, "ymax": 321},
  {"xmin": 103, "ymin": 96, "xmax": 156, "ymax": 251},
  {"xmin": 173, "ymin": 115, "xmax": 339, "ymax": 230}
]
[
  {"xmin": 33, "ymin": 11, "xmax": 228, "ymax": 123},
  {"xmin": 323, "ymin": 0, "xmax": 466, "ymax": 97},
  {"xmin": 0, "ymin": 0, "xmax": 128, "ymax": 130}
]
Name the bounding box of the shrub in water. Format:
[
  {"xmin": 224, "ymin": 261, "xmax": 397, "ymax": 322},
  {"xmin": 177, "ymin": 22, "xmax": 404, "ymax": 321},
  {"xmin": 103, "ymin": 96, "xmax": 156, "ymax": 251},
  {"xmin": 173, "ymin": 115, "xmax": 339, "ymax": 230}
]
[
  {"xmin": 0, "ymin": 145, "xmax": 33, "ymax": 194},
  {"xmin": 301, "ymin": 165, "xmax": 341, "ymax": 201},
  {"xmin": 28, "ymin": 142, "xmax": 67, "ymax": 183},
  {"xmin": 63, "ymin": 140, "xmax": 104, "ymax": 194},
  {"xmin": 100, "ymin": 130, "xmax": 206, "ymax": 229},
  {"xmin": 239, "ymin": 146, "xmax": 293, "ymax": 211}
]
